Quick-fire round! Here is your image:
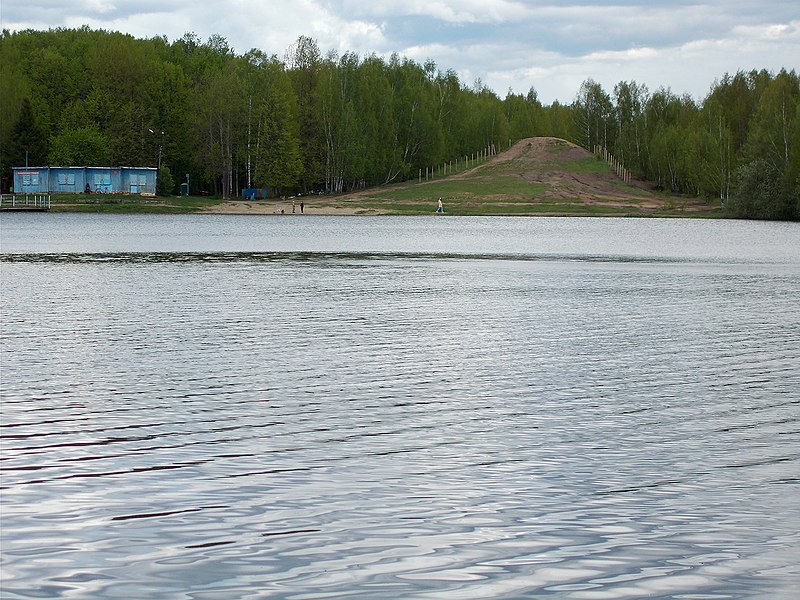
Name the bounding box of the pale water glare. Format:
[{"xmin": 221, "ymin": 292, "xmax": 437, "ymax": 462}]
[{"xmin": 1, "ymin": 214, "xmax": 799, "ymax": 599}]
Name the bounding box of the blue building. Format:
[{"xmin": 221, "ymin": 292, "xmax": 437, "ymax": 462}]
[{"xmin": 13, "ymin": 166, "xmax": 157, "ymax": 194}]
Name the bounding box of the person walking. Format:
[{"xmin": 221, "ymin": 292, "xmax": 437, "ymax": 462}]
[
  {"xmin": 300, "ymin": 201, "xmax": 304, "ymax": 214},
  {"xmin": 436, "ymin": 197, "xmax": 444, "ymax": 213}
]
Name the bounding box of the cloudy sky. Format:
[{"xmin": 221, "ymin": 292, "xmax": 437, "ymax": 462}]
[{"xmin": 2, "ymin": 0, "xmax": 797, "ymax": 104}]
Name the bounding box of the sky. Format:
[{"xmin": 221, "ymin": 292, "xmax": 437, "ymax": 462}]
[{"xmin": 2, "ymin": 0, "xmax": 798, "ymax": 104}]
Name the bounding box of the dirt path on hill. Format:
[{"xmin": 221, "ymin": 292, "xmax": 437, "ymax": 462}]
[{"xmin": 464, "ymin": 137, "xmax": 662, "ymax": 208}]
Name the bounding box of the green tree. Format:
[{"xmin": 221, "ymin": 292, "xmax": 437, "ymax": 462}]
[
  {"xmin": 286, "ymin": 36, "xmax": 325, "ymax": 192},
  {"xmin": 574, "ymin": 78, "xmax": 613, "ymax": 151},
  {"xmin": 6, "ymin": 98, "xmax": 48, "ymax": 168},
  {"xmin": 319, "ymin": 51, "xmax": 362, "ymax": 192},
  {"xmin": 0, "ymin": 37, "xmax": 32, "ymax": 187},
  {"xmin": 434, "ymin": 69, "xmax": 467, "ymax": 155},
  {"xmin": 544, "ymin": 100, "xmax": 577, "ymax": 141},
  {"xmin": 251, "ymin": 57, "xmax": 302, "ymax": 193},
  {"xmin": 384, "ymin": 55, "xmax": 438, "ymax": 183},
  {"xmin": 48, "ymin": 126, "xmax": 110, "ymax": 165},
  {"xmin": 505, "ymin": 87, "xmax": 544, "ymax": 145},
  {"xmin": 730, "ymin": 70, "xmax": 800, "ymax": 219},
  {"xmin": 157, "ymin": 165, "xmax": 175, "ymax": 195},
  {"xmin": 699, "ymin": 96, "xmax": 734, "ymax": 201},
  {"xmin": 730, "ymin": 159, "xmax": 793, "ymax": 219},
  {"xmin": 355, "ymin": 55, "xmax": 396, "ymax": 185},
  {"xmin": 191, "ymin": 37, "xmax": 245, "ymax": 199},
  {"xmin": 613, "ymin": 80, "xmax": 649, "ymax": 174}
]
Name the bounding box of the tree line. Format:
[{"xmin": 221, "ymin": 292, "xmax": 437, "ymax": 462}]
[{"xmin": 1, "ymin": 27, "xmax": 797, "ymax": 219}]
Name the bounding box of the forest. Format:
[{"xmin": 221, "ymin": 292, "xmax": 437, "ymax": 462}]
[{"xmin": 1, "ymin": 27, "xmax": 798, "ymax": 220}]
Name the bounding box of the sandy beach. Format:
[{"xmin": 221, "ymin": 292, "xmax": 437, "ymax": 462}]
[{"xmin": 201, "ymin": 200, "xmax": 388, "ymax": 216}]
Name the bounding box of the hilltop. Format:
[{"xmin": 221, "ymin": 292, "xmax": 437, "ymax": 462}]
[{"xmin": 206, "ymin": 137, "xmax": 722, "ymax": 217}]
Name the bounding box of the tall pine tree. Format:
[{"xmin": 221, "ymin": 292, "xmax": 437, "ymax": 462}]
[{"xmin": 7, "ymin": 98, "xmax": 49, "ymax": 170}]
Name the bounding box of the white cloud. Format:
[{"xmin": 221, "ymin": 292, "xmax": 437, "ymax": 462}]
[
  {"xmin": 732, "ymin": 19, "xmax": 800, "ymax": 41},
  {"xmin": 335, "ymin": 0, "xmax": 530, "ymax": 24},
  {"xmin": 584, "ymin": 47, "xmax": 659, "ymax": 63}
]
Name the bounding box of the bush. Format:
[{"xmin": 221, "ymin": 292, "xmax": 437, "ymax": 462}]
[
  {"xmin": 157, "ymin": 165, "xmax": 175, "ymax": 196},
  {"xmin": 729, "ymin": 159, "xmax": 797, "ymax": 220}
]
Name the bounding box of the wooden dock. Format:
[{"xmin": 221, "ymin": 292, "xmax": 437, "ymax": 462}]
[{"xmin": 0, "ymin": 194, "xmax": 51, "ymax": 211}]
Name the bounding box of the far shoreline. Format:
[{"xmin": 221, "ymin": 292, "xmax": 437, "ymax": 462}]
[
  {"xmin": 34, "ymin": 198, "xmax": 725, "ymax": 218},
  {"xmin": 15, "ymin": 138, "xmax": 730, "ymax": 219},
  {"xmin": 31, "ymin": 197, "xmax": 726, "ymax": 218}
]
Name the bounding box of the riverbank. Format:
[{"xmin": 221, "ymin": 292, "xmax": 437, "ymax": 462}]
[
  {"xmin": 44, "ymin": 138, "xmax": 723, "ymax": 217},
  {"xmin": 201, "ymin": 138, "xmax": 722, "ymax": 217},
  {"xmin": 202, "ymin": 200, "xmax": 386, "ymax": 216}
]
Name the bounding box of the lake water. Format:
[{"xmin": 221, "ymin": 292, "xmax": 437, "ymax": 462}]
[{"xmin": 1, "ymin": 214, "xmax": 799, "ymax": 599}]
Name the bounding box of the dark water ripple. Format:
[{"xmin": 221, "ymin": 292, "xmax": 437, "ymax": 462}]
[{"xmin": 2, "ymin": 219, "xmax": 800, "ymax": 598}]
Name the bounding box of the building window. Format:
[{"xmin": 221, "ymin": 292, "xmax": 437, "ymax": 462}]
[
  {"xmin": 22, "ymin": 174, "xmax": 40, "ymax": 186},
  {"xmin": 58, "ymin": 173, "xmax": 76, "ymax": 185},
  {"xmin": 94, "ymin": 174, "xmax": 111, "ymax": 185}
]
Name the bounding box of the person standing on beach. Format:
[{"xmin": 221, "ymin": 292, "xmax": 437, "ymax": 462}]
[
  {"xmin": 292, "ymin": 199, "xmax": 296, "ymax": 213},
  {"xmin": 436, "ymin": 197, "xmax": 444, "ymax": 213}
]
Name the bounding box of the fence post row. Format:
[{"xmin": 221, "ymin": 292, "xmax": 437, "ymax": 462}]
[
  {"xmin": 0, "ymin": 194, "xmax": 51, "ymax": 209},
  {"xmin": 596, "ymin": 146, "xmax": 631, "ymax": 184}
]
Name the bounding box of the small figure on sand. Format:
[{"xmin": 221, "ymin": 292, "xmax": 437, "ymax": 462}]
[
  {"xmin": 292, "ymin": 199, "xmax": 296, "ymax": 214},
  {"xmin": 436, "ymin": 197, "xmax": 444, "ymax": 213},
  {"xmin": 300, "ymin": 201, "xmax": 304, "ymax": 214}
]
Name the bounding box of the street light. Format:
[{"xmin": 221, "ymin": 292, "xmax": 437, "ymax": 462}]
[{"xmin": 147, "ymin": 128, "xmax": 164, "ymax": 171}]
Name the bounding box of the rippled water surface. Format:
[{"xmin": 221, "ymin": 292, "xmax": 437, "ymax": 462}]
[{"xmin": 2, "ymin": 214, "xmax": 799, "ymax": 599}]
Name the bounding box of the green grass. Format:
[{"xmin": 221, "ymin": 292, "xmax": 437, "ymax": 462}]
[
  {"xmin": 371, "ymin": 176, "xmax": 549, "ymax": 201},
  {"xmin": 544, "ymin": 139, "xmax": 573, "ymax": 153},
  {"xmin": 357, "ymin": 197, "xmax": 646, "ymax": 216},
  {"xmin": 652, "ymin": 207, "xmax": 726, "ymax": 218},
  {"xmin": 559, "ymin": 156, "xmax": 615, "ymax": 174},
  {"xmin": 446, "ymin": 203, "xmax": 636, "ymax": 216}
]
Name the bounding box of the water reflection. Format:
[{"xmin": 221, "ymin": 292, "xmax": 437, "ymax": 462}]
[
  {"xmin": 1, "ymin": 218, "xmax": 799, "ymax": 598},
  {"xmin": 1, "ymin": 249, "xmax": 798, "ymax": 266}
]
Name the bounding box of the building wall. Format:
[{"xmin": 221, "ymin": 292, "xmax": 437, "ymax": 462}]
[
  {"xmin": 13, "ymin": 167, "xmax": 157, "ymax": 194},
  {"xmin": 50, "ymin": 168, "xmax": 85, "ymax": 193},
  {"xmin": 121, "ymin": 168, "xmax": 157, "ymax": 194},
  {"xmin": 13, "ymin": 169, "xmax": 50, "ymax": 193}
]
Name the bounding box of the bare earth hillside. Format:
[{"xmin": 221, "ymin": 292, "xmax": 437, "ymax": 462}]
[{"xmin": 479, "ymin": 137, "xmax": 653, "ymax": 201}]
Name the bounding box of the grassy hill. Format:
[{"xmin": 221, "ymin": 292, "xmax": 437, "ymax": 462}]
[{"xmin": 325, "ymin": 137, "xmax": 723, "ymax": 217}]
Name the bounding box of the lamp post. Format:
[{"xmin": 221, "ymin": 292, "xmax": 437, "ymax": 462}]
[
  {"xmin": 148, "ymin": 128, "xmax": 164, "ymax": 194},
  {"xmin": 147, "ymin": 128, "xmax": 164, "ymax": 171}
]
